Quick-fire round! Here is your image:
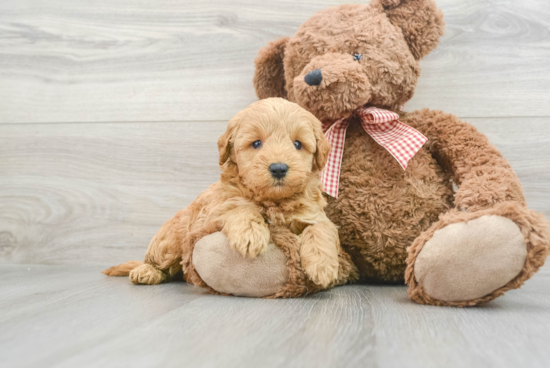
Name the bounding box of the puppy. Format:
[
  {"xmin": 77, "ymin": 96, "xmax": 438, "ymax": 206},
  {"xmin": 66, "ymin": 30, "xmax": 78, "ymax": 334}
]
[{"xmin": 103, "ymin": 98, "xmax": 340, "ymax": 289}]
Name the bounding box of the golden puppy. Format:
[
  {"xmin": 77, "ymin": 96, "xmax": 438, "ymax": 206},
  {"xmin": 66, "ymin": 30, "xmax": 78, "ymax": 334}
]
[{"xmin": 103, "ymin": 98, "xmax": 340, "ymax": 289}]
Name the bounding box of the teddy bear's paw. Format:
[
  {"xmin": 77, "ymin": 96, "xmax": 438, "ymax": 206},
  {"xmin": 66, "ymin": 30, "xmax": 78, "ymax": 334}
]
[
  {"xmin": 193, "ymin": 232, "xmax": 288, "ymax": 297},
  {"xmin": 413, "ymin": 215, "xmax": 527, "ymax": 303},
  {"xmin": 227, "ymin": 220, "xmax": 270, "ymax": 258},
  {"xmin": 302, "ymin": 254, "xmax": 340, "ymax": 288},
  {"xmin": 129, "ymin": 264, "xmax": 167, "ymax": 285}
]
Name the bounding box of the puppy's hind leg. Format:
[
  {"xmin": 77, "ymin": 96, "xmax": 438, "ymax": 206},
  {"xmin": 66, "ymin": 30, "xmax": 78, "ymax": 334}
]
[
  {"xmin": 130, "ymin": 211, "xmax": 186, "ymax": 285},
  {"xmin": 103, "ymin": 260, "xmax": 165, "ymax": 285},
  {"xmin": 129, "ymin": 264, "xmax": 167, "ymax": 285}
]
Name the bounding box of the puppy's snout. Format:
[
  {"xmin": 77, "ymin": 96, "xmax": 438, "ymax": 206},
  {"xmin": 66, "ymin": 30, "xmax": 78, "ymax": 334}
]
[
  {"xmin": 269, "ymin": 163, "xmax": 289, "ymax": 179},
  {"xmin": 304, "ymin": 69, "xmax": 322, "ymax": 86}
]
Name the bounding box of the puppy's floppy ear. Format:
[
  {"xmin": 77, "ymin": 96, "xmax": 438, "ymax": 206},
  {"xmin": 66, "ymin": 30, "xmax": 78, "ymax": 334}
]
[
  {"xmin": 253, "ymin": 37, "xmax": 290, "ymax": 100},
  {"xmin": 311, "ymin": 119, "xmax": 331, "ymax": 172},
  {"xmin": 218, "ymin": 115, "xmax": 240, "ymax": 166},
  {"xmin": 379, "ymin": 0, "xmax": 445, "ymax": 60}
]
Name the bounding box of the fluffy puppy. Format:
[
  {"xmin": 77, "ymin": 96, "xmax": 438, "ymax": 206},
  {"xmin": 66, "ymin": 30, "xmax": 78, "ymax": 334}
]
[{"xmin": 103, "ymin": 98, "xmax": 340, "ymax": 289}]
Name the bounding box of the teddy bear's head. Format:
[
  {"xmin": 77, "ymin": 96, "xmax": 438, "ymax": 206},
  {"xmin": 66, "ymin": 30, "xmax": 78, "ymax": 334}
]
[{"xmin": 254, "ymin": 0, "xmax": 444, "ymax": 122}]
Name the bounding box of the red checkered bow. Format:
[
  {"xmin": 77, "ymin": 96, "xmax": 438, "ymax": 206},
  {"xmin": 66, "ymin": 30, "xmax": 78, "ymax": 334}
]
[{"xmin": 321, "ymin": 106, "xmax": 427, "ymax": 198}]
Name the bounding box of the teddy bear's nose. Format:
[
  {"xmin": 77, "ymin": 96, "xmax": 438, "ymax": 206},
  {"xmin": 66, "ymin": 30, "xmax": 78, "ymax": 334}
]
[{"xmin": 304, "ymin": 69, "xmax": 323, "ymax": 86}]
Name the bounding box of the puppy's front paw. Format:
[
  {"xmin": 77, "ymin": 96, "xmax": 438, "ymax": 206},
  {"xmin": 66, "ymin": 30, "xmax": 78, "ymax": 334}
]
[
  {"xmin": 302, "ymin": 254, "xmax": 339, "ymax": 288},
  {"xmin": 227, "ymin": 221, "xmax": 270, "ymax": 258}
]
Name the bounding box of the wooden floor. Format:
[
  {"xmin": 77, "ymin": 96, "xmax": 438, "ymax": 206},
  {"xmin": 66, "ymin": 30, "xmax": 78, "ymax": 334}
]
[
  {"xmin": 1, "ymin": 264, "xmax": 549, "ymax": 368},
  {"xmin": 1, "ymin": 0, "xmax": 550, "ymax": 367}
]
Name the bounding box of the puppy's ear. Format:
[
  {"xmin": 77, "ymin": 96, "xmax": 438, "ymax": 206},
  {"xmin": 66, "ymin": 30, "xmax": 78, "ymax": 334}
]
[
  {"xmin": 311, "ymin": 120, "xmax": 331, "ymax": 172},
  {"xmin": 379, "ymin": 0, "xmax": 444, "ymax": 60},
  {"xmin": 218, "ymin": 115, "xmax": 240, "ymax": 166},
  {"xmin": 253, "ymin": 37, "xmax": 290, "ymax": 100}
]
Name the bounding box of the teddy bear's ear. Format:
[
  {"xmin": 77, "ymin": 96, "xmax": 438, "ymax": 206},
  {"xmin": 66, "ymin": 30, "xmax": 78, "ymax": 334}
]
[
  {"xmin": 379, "ymin": 0, "xmax": 445, "ymax": 60},
  {"xmin": 253, "ymin": 37, "xmax": 290, "ymax": 99}
]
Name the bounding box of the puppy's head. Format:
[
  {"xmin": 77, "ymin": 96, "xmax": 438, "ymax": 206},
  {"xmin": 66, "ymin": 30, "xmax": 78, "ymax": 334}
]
[{"xmin": 218, "ymin": 98, "xmax": 330, "ymax": 200}]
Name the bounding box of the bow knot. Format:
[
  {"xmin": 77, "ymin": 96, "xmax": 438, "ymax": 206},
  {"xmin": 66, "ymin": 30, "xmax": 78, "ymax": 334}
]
[{"xmin": 321, "ymin": 106, "xmax": 427, "ymax": 198}]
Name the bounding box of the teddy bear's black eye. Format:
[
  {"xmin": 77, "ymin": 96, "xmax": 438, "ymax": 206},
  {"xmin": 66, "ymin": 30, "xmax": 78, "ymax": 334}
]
[
  {"xmin": 353, "ymin": 53, "xmax": 363, "ymax": 61},
  {"xmin": 252, "ymin": 140, "xmax": 262, "ymax": 149},
  {"xmin": 294, "ymin": 140, "xmax": 302, "ymax": 150}
]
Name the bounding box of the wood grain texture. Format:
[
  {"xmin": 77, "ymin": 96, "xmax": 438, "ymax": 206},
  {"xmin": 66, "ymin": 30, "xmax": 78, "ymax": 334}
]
[
  {"xmin": 0, "ymin": 121, "xmax": 225, "ymax": 264},
  {"xmin": 1, "ymin": 117, "xmax": 548, "ymax": 265},
  {"xmin": 1, "ymin": 0, "xmax": 550, "ymax": 123},
  {"xmin": 0, "ymin": 264, "xmax": 549, "ymax": 368}
]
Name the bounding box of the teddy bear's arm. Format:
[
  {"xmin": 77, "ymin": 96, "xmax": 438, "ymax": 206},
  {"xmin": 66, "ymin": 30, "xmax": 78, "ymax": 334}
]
[{"xmin": 404, "ymin": 108, "xmax": 526, "ymax": 212}]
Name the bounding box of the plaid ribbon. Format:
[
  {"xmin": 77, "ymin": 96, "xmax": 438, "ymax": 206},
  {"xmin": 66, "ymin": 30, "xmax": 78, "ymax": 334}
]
[{"xmin": 321, "ymin": 106, "xmax": 427, "ymax": 198}]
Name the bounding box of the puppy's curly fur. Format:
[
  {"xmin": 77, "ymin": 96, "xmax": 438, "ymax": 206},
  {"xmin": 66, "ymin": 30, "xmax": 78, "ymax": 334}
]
[{"xmin": 103, "ymin": 98, "xmax": 352, "ymax": 292}]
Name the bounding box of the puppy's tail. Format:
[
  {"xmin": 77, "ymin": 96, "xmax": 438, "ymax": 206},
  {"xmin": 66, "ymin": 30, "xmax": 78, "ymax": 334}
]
[{"xmin": 102, "ymin": 260, "xmax": 144, "ymax": 276}]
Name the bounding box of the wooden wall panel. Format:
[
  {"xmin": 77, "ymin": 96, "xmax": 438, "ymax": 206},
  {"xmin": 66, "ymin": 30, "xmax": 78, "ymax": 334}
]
[
  {"xmin": 1, "ymin": 117, "xmax": 548, "ymax": 265},
  {"xmin": 0, "ymin": 122, "xmax": 224, "ymax": 264},
  {"xmin": 1, "ymin": 0, "xmax": 549, "ymax": 265},
  {"xmin": 0, "ymin": 0, "xmax": 549, "ymax": 123}
]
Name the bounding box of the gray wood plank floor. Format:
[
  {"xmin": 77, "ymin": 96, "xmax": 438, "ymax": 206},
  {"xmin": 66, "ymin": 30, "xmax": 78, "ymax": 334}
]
[{"xmin": 1, "ymin": 264, "xmax": 549, "ymax": 368}]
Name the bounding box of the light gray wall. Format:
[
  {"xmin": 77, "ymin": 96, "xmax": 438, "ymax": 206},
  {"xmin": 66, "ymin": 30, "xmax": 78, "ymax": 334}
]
[{"xmin": 1, "ymin": 0, "xmax": 549, "ymax": 265}]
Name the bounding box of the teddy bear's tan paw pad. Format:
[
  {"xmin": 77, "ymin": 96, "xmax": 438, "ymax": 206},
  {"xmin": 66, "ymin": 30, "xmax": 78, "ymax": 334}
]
[
  {"xmin": 129, "ymin": 264, "xmax": 166, "ymax": 285},
  {"xmin": 414, "ymin": 215, "xmax": 527, "ymax": 302},
  {"xmin": 193, "ymin": 232, "xmax": 288, "ymax": 297}
]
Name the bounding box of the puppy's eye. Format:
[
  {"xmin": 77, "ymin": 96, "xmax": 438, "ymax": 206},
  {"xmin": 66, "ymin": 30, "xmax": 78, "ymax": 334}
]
[
  {"xmin": 252, "ymin": 140, "xmax": 262, "ymax": 149},
  {"xmin": 353, "ymin": 53, "xmax": 362, "ymax": 61},
  {"xmin": 294, "ymin": 140, "xmax": 302, "ymax": 150}
]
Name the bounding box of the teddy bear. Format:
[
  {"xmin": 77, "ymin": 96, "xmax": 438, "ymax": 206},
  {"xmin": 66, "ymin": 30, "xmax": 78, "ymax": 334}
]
[{"xmin": 188, "ymin": 0, "xmax": 550, "ymax": 307}]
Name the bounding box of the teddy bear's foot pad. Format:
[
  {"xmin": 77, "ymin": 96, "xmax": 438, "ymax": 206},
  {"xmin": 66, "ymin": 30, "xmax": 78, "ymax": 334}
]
[
  {"xmin": 193, "ymin": 232, "xmax": 289, "ymax": 297},
  {"xmin": 414, "ymin": 215, "xmax": 527, "ymax": 302}
]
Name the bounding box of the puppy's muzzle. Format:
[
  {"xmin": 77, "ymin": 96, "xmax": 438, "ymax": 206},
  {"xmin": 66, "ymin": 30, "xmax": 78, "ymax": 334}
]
[{"xmin": 269, "ymin": 163, "xmax": 289, "ymax": 179}]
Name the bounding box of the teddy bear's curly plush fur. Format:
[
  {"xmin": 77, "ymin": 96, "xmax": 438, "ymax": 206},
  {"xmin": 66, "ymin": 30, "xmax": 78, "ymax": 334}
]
[{"xmin": 250, "ymin": 0, "xmax": 550, "ymax": 306}]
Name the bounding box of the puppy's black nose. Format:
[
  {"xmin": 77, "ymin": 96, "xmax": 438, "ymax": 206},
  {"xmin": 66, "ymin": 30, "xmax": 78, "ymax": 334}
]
[
  {"xmin": 304, "ymin": 69, "xmax": 322, "ymax": 86},
  {"xmin": 269, "ymin": 163, "xmax": 289, "ymax": 179}
]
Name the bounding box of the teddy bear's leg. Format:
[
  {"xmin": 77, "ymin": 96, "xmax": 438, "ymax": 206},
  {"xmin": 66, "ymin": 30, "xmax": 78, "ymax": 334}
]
[
  {"xmin": 406, "ymin": 202, "xmax": 550, "ymax": 307},
  {"xmin": 192, "ymin": 227, "xmax": 358, "ymax": 298},
  {"xmin": 192, "ymin": 232, "xmax": 289, "ymax": 297},
  {"xmin": 401, "ymin": 109, "xmax": 550, "ymax": 306}
]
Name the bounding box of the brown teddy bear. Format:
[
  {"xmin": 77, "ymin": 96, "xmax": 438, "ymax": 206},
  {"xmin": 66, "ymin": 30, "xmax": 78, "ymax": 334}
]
[
  {"xmin": 188, "ymin": 0, "xmax": 550, "ymax": 307},
  {"xmin": 249, "ymin": 0, "xmax": 550, "ymax": 306}
]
